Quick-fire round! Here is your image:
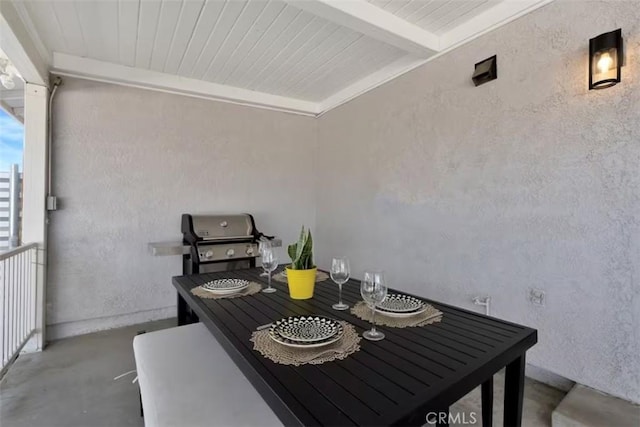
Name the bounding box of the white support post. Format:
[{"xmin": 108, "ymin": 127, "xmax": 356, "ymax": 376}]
[{"xmin": 21, "ymin": 83, "xmax": 49, "ymax": 352}]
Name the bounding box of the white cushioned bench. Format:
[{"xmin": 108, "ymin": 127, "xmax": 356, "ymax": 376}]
[{"xmin": 133, "ymin": 323, "xmax": 282, "ymax": 427}]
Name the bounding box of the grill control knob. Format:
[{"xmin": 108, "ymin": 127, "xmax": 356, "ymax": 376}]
[
  {"xmin": 220, "ymin": 221, "xmax": 228, "ymax": 228},
  {"xmin": 204, "ymin": 250, "xmax": 213, "ymax": 259},
  {"xmin": 246, "ymin": 246, "xmax": 254, "ymax": 255},
  {"xmin": 226, "ymin": 248, "xmax": 235, "ymax": 257}
]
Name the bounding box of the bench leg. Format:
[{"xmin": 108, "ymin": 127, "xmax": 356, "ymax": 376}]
[
  {"xmin": 482, "ymin": 376, "xmax": 493, "ymax": 426},
  {"xmin": 136, "ymin": 330, "xmax": 145, "ymax": 418}
]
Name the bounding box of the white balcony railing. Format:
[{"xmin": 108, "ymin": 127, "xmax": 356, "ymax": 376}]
[{"xmin": 0, "ymin": 242, "xmax": 38, "ymax": 377}]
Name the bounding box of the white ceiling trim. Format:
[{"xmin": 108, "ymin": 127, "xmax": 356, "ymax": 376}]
[
  {"xmin": 318, "ymin": 53, "xmax": 424, "ymax": 114},
  {"xmin": 51, "ymin": 53, "xmax": 320, "ymax": 117},
  {"xmin": 6, "ymin": 0, "xmax": 557, "ymax": 117},
  {"xmin": 0, "ymin": 99, "xmax": 24, "ymax": 123},
  {"xmin": 440, "ymin": 0, "xmax": 555, "ymax": 50},
  {"xmin": 0, "ymin": 0, "xmax": 49, "ymax": 86},
  {"xmin": 317, "ymin": 0, "xmax": 556, "ymax": 116},
  {"xmin": 7, "ymin": 0, "xmax": 50, "ymax": 68},
  {"xmin": 0, "ymin": 89, "xmax": 23, "ymax": 102},
  {"xmin": 284, "ymin": 0, "xmax": 440, "ymax": 56}
]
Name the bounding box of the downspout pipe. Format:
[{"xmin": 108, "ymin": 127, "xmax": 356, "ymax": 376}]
[{"xmin": 47, "ymin": 76, "xmax": 62, "ymax": 210}]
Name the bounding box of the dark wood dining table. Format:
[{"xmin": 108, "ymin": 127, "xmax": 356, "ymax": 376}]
[{"xmin": 173, "ymin": 267, "xmax": 537, "ymax": 427}]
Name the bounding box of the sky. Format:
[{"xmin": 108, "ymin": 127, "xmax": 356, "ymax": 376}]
[{"xmin": 0, "ymin": 109, "xmax": 24, "ymax": 172}]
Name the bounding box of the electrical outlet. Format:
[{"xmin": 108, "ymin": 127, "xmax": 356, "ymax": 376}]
[{"xmin": 529, "ymin": 289, "xmax": 545, "ymax": 306}]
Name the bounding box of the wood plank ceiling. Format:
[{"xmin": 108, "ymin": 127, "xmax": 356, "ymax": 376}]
[
  {"xmin": 7, "ymin": 0, "xmax": 553, "ymax": 115},
  {"xmin": 367, "ymin": 0, "xmax": 500, "ymax": 35}
]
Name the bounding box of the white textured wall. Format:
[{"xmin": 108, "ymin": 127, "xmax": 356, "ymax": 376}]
[
  {"xmin": 315, "ymin": 0, "xmax": 639, "ymax": 403},
  {"xmin": 48, "ymin": 0, "xmax": 639, "ymax": 404},
  {"xmin": 48, "ymin": 78, "xmax": 316, "ymax": 338}
]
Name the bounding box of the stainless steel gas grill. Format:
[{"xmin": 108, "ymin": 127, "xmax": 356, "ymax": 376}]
[
  {"xmin": 177, "ymin": 213, "xmax": 274, "ymax": 325},
  {"xmin": 181, "ymin": 213, "xmax": 272, "ymax": 274},
  {"xmin": 148, "ymin": 213, "xmax": 278, "ymax": 325}
]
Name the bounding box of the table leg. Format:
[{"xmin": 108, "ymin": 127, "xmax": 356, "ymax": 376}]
[
  {"xmin": 482, "ymin": 376, "xmax": 493, "ymax": 426},
  {"xmin": 504, "ymin": 354, "xmax": 525, "ymax": 427},
  {"xmin": 177, "ymin": 293, "xmax": 188, "ymax": 326}
]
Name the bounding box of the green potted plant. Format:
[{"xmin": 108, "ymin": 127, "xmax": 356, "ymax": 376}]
[{"xmin": 286, "ymin": 226, "xmax": 316, "ymax": 299}]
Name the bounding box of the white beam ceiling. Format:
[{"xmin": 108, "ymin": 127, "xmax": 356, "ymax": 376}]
[
  {"xmin": 5, "ymin": 0, "xmax": 555, "ymax": 116},
  {"xmin": 0, "ymin": 0, "xmax": 48, "ymax": 86},
  {"xmin": 283, "ymin": 0, "xmax": 440, "ymax": 56},
  {"xmin": 0, "ymin": 83, "xmax": 25, "ymax": 123},
  {"xmin": 51, "ymin": 53, "xmax": 320, "ymax": 116},
  {"xmin": 440, "ymin": 0, "xmax": 555, "ymax": 49},
  {"xmin": 0, "ymin": 89, "xmax": 23, "ymax": 102},
  {"xmin": 0, "ymin": 99, "xmax": 23, "ymax": 123}
]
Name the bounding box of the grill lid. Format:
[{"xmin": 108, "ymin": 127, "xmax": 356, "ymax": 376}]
[{"xmin": 182, "ymin": 214, "xmax": 255, "ymax": 243}]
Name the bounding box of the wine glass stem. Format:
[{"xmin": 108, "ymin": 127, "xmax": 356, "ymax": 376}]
[
  {"xmin": 338, "ymin": 283, "xmax": 343, "ymax": 305},
  {"xmin": 268, "ymin": 272, "xmax": 272, "ymax": 289},
  {"xmin": 371, "ymin": 306, "xmax": 377, "ymax": 333}
]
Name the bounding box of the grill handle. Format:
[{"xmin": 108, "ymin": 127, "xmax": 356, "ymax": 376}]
[
  {"xmin": 248, "ymin": 215, "xmax": 274, "ymax": 241},
  {"xmin": 255, "ymin": 231, "xmax": 275, "ymax": 241}
]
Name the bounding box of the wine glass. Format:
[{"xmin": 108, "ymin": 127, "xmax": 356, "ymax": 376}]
[
  {"xmin": 260, "ymin": 242, "xmax": 278, "ymax": 293},
  {"xmin": 258, "ymin": 240, "xmax": 271, "ymax": 277},
  {"xmin": 330, "ymin": 257, "xmax": 350, "ymax": 310},
  {"xmin": 360, "ymin": 271, "xmax": 387, "ymax": 341}
]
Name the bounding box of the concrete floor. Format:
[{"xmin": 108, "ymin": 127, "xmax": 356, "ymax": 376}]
[
  {"xmin": 0, "ymin": 319, "xmax": 175, "ymax": 427},
  {"xmin": 450, "ymin": 373, "xmax": 565, "ymax": 426},
  {"xmin": 1, "ymin": 319, "xmax": 565, "ymax": 427}
]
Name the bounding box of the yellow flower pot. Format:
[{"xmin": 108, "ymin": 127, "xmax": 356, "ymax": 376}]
[{"xmin": 285, "ymin": 267, "xmax": 317, "ymax": 300}]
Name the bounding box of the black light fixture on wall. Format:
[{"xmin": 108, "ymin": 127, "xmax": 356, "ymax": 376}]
[{"xmin": 589, "ymin": 29, "xmax": 623, "ymax": 90}]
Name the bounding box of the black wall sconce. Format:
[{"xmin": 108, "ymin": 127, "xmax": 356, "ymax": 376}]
[
  {"xmin": 472, "ymin": 55, "xmax": 497, "ymax": 87},
  {"xmin": 589, "ymin": 29, "xmax": 623, "ymax": 90}
]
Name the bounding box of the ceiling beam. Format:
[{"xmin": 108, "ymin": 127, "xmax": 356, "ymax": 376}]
[
  {"xmin": 0, "ymin": 89, "xmax": 24, "ymax": 102},
  {"xmin": 318, "ymin": 1, "xmax": 556, "ymax": 116},
  {"xmin": 0, "ymin": 99, "xmax": 24, "ymax": 123},
  {"xmin": 284, "ymin": 0, "xmax": 440, "ymax": 57},
  {"xmin": 0, "ymin": 0, "xmax": 49, "ymax": 86},
  {"xmin": 51, "ymin": 53, "xmax": 320, "ymax": 117},
  {"xmin": 440, "ymin": 0, "xmax": 554, "ymax": 50}
]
